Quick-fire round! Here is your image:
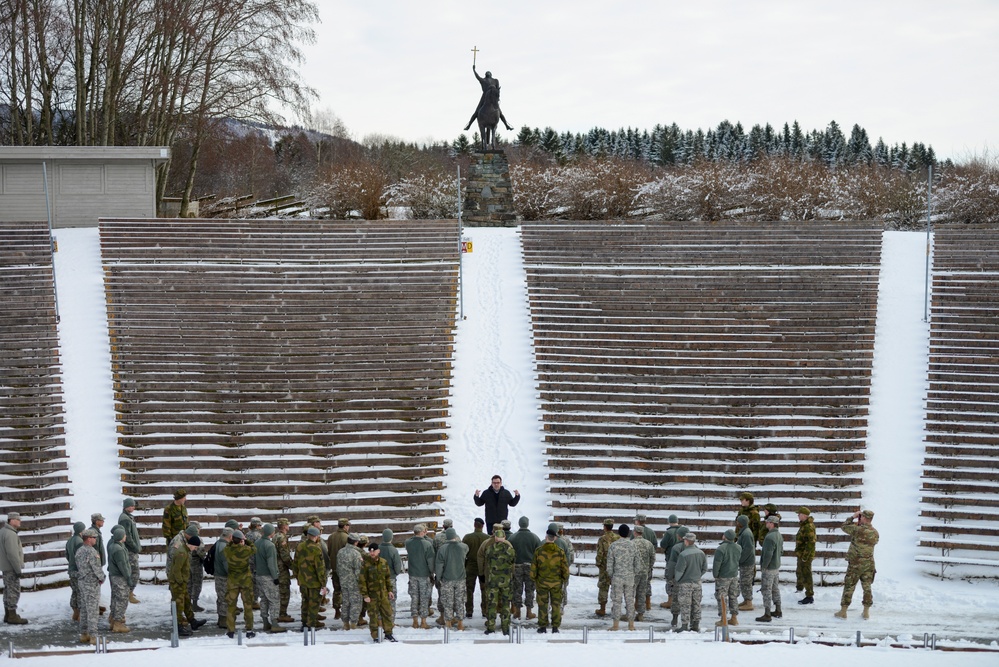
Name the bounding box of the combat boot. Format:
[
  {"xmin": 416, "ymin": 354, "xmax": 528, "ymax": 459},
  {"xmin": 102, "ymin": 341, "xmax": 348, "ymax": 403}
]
[
  {"xmin": 798, "ymin": 596, "xmax": 814, "ymax": 605},
  {"xmin": 673, "ymin": 624, "xmax": 688, "ymax": 633},
  {"xmin": 525, "ymin": 607, "xmax": 536, "ymax": 620},
  {"xmin": 420, "ymin": 617, "xmax": 430, "ymax": 629},
  {"xmin": 609, "ymin": 619, "xmax": 620, "ymax": 631},
  {"xmin": 79, "ymin": 633, "xmax": 92, "ymax": 644},
  {"xmin": 512, "ymin": 604, "xmax": 521, "ymax": 619},
  {"xmin": 412, "ymin": 617, "xmax": 419, "ymax": 628},
  {"xmin": 355, "ymin": 617, "xmax": 367, "ymax": 627},
  {"xmin": 262, "ymin": 620, "xmax": 271, "ymax": 632},
  {"xmin": 217, "ymin": 615, "xmax": 227, "ymax": 629},
  {"xmin": 729, "ymin": 614, "xmax": 738, "ymax": 626},
  {"xmin": 5, "ymin": 611, "xmax": 27, "ymax": 625},
  {"xmin": 268, "ymin": 624, "xmax": 287, "ymax": 633},
  {"xmin": 755, "ymin": 611, "xmax": 772, "ymax": 622},
  {"xmin": 834, "ymin": 605, "xmax": 848, "ymax": 619},
  {"xmin": 737, "ymin": 599, "xmax": 754, "ymax": 611},
  {"xmin": 595, "ymin": 602, "xmax": 607, "ymax": 617},
  {"xmin": 772, "ymin": 604, "xmax": 783, "ymax": 618},
  {"xmin": 178, "ymin": 624, "xmax": 193, "ymax": 637},
  {"xmin": 691, "ymin": 622, "xmax": 700, "ymax": 632},
  {"xmin": 628, "ymin": 620, "xmax": 635, "ymax": 631},
  {"xmin": 457, "ymin": 619, "xmax": 465, "ymax": 631},
  {"xmin": 862, "ymin": 606, "xmax": 871, "ymax": 620},
  {"xmin": 129, "ymin": 592, "xmax": 140, "ymax": 604},
  {"xmin": 112, "ymin": 620, "xmax": 130, "ymax": 633},
  {"xmin": 334, "ymin": 609, "xmax": 342, "ymax": 619},
  {"xmin": 715, "ymin": 618, "xmax": 726, "ymax": 627},
  {"xmin": 435, "ymin": 614, "xmax": 446, "ymax": 626},
  {"xmin": 342, "ymin": 622, "xmax": 351, "ymax": 631},
  {"xmin": 645, "ymin": 595, "xmax": 651, "ymax": 610},
  {"xmin": 72, "ymin": 608, "xmax": 80, "ymax": 622},
  {"xmin": 659, "ymin": 595, "xmax": 671, "ymax": 609},
  {"xmin": 99, "ymin": 605, "xmax": 106, "ymax": 615},
  {"xmin": 278, "ymin": 614, "xmax": 294, "ymax": 623},
  {"xmin": 670, "ymin": 612, "xmax": 679, "ymax": 628},
  {"xmin": 635, "ymin": 613, "xmax": 644, "ymax": 622}
]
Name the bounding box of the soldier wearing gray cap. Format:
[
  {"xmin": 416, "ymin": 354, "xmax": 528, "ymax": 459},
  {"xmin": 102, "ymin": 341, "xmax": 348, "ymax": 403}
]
[
  {"xmin": 673, "ymin": 531, "xmax": 707, "ymax": 632},
  {"xmin": 757, "ymin": 514, "xmax": 783, "ymax": 623},
  {"xmin": 76, "ymin": 528, "xmax": 105, "ymax": 643},
  {"xmin": 1, "ymin": 512, "xmax": 27, "ymax": 624},
  {"xmin": 118, "ymin": 498, "xmax": 141, "ymax": 603},
  {"xmin": 213, "ymin": 527, "xmax": 235, "ymax": 627},
  {"xmin": 337, "ymin": 532, "xmax": 364, "ymax": 629}
]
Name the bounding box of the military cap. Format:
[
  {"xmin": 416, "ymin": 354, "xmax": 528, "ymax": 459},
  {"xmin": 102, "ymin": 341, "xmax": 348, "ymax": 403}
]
[
  {"xmin": 185, "ymin": 524, "xmax": 199, "ymax": 536},
  {"xmin": 494, "ymin": 528, "xmax": 506, "ymax": 539},
  {"xmin": 474, "ymin": 517, "xmax": 485, "ymax": 526},
  {"xmin": 603, "ymin": 518, "xmax": 615, "ymax": 527},
  {"xmin": 668, "ymin": 514, "xmax": 678, "ymax": 524},
  {"xmin": 347, "ymin": 533, "xmax": 359, "ymax": 543},
  {"xmin": 6, "ymin": 512, "xmax": 21, "ymax": 522},
  {"xmin": 765, "ymin": 514, "xmax": 780, "ymax": 525},
  {"xmin": 277, "ymin": 518, "xmax": 290, "ymax": 526},
  {"xmin": 249, "ymin": 517, "xmax": 262, "ymax": 528},
  {"xmin": 736, "ymin": 515, "xmax": 749, "ymax": 528},
  {"xmin": 764, "ymin": 503, "xmax": 779, "ymax": 515},
  {"xmin": 861, "ymin": 510, "xmax": 875, "ymax": 520},
  {"xmin": 221, "ymin": 527, "xmax": 234, "ymax": 539},
  {"xmin": 739, "ymin": 491, "xmax": 753, "ymax": 502},
  {"xmin": 618, "ymin": 524, "xmax": 631, "ymax": 538},
  {"xmin": 635, "ymin": 513, "xmax": 647, "ymax": 523},
  {"xmin": 306, "ymin": 515, "xmax": 320, "ymax": 524},
  {"xmin": 233, "ymin": 529, "xmax": 246, "ymax": 540},
  {"xmin": 173, "ymin": 488, "xmax": 187, "ymax": 500},
  {"xmin": 338, "ymin": 518, "xmax": 350, "ymax": 528},
  {"xmin": 797, "ymin": 507, "xmax": 811, "ymax": 516},
  {"xmin": 358, "ymin": 535, "xmax": 369, "ymax": 545},
  {"xmin": 683, "ymin": 532, "xmax": 696, "ymax": 542},
  {"xmin": 81, "ymin": 528, "xmax": 99, "ymax": 539},
  {"xmin": 546, "ymin": 522, "xmax": 559, "ymax": 536},
  {"xmin": 91, "ymin": 513, "xmax": 105, "ymax": 522},
  {"xmin": 501, "ymin": 520, "xmax": 511, "ymax": 530},
  {"xmin": 366, "ymin": 542, "xmax": 380, "ymax": 551},
  {"xmin": 492, "ymin": 523, "xmax": 503, "ymax": 532},
  {"xmin": 723, "ymin": 529, "xmax": 736, "ymax": 542},
  {"xmin": 123, "ymin": 497, "xmax": 136, "ymax": 509},
  {"xmin": 676, "ymin": 526, "xmax": 689, "ymax": 539},
  {"xmin": 306, "ymin": 527, "xmax": 320, "ymax": 537},
  {"xmin": 262, "ymin": 523, "xmax": 275, "ymax": 537},
  {"xmin": 224, "ymin": 519, "xmax": 239, "ymax": 530},
  {"xmin": 413, "ymin": 523, "xmax": 426, "ymax": 534},
  {"xmin": 189, "ymin": 521, "xmax": 201, "ymax": 530},
  {"xmin": 519, "ymin": 516, "xmax": 530, "ymax": 528},
  {"xmin": 443, "ymin": 519, "xmax": 453, "ymax": 528}
]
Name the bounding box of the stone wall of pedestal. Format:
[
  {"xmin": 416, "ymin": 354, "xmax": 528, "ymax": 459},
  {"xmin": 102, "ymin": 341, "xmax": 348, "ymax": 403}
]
[{"xmin": 463, "ymin": 149, "xmax": 517, "ymax": 227}]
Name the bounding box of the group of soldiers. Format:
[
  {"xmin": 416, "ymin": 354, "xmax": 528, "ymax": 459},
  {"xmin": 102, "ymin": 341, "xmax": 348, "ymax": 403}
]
[
  {"xmin": 594, "ymin": 493, "xmax": 880, "ymax": 632},
  {"xmin": 0, "ymin": 488, "xmax": 879, "ymax": 640}
]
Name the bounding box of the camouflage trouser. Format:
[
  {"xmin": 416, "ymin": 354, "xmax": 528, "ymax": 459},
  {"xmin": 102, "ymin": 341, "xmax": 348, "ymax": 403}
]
[
  {"xmin": 127, "ymin": 551, "xmax": 140, "ymax": 590},
  {"xmin": 610, "ymin": 576, "xmax": 636, "ymax": 622},
  {"xmin": 331, "ymin": 571, "xmax": 342, "ymax": 612},
  {"xmin": 512, "ymin": 563, "xmax": 536, "ymax": 608},
  {"xmin": 536, "ymin": 585, "xmax": 563, "ymax": 629},
  {"xmin": 485, "ymin": 583, "xmax": 512, "ymax": 631},
  {"xmin": 796, "ymin": 557, "xmax": 814, "ymax": 597},
  {"xmin": 170, "ymin": 578, "xmax": 195, "ymax": 625},
  {"xmin": 225, "ymin": 582, "xmax": 254, "ymax": 632},
  {"xmin": 278, "ymin": 570, "xmax": 291, "ymax": 616},
  {"xmin": 255, "ymin": 576, "xmax": 279, "ymax": 626},
  {"xmin": 69, "ymin": 571, "xmax": 80, "ymax": 611},
  {"xmin": 366, "ymin": 592, "xmax": 394, "ymax": 639},
  {"xmin": 841, "ymin": 560, "xmax": 875, "ymax": 608},
  {"xmin": 761, "ymin": 569, "xmax": 781, "ymax": 612},
  {"xmin": 645, "ymin": 567, "xmax": 654, "ymax": 599},
  {"xmin": 597, "ymin": 569, "xmax": 612, "ymax": 604},
  {"xmin": 562, "ymin": 576, "xmax": 570, "ymax": 609},
  {"xmin": 675, "ymin": 581, "xmax": 702, "ymax": 628},
  {"xmin": 214, "ymin": 575, "xmax": 229, "ymax": 618},
  {"xmin": 409, "ymin": 576, "xmax": 432, "ymax": 618},
  {"xmin": 301, "ymin": 587, "xmax": 321, "ymax": 627},
  {"xmin": 110, "ymin": 575, "xmax": 130, "ymax": 623},
  {"xmin": 2, "ymin": 571, "xmax": 21, "ymax": 611},
  {"xmin": 633, "ymin": 572, "xmax": 649, "ymax": 615},
  {"xmin": 466, "ymin": 572, "xmax": 484, "ymax": 615},
  {"xmin": 440, "ymin": 579, "xmax": 465, "ymax": 623},
  {"xmin": 714, "ymin": 577, "xmax": 739, "ymax": 617},
  {"xmin": 738, "ymin": 563, "xmax": 756, "ymax": 603},
  {"xmin": 341, "ymin": 582, "xmax": 362, "ymax": 625},
  {"xmin": 78, "ymin": 578, "xmax": 101, "ymax": 637},
  {"xmin": 188, "ymin": 555, "xmax": 204, "ymax": 606},
  {"xmin": 388, "ymin": 577, "xmax": 398, "ymax": 619},
  {"xmin": 663, "ymin": 572, "xmax": 672, "ymax": 598}
]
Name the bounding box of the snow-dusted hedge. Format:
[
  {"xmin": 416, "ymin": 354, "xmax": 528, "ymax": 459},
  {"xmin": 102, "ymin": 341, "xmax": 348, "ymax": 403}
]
[
  {"xmin": 307, "ymin": 165, "xmax": 388, "ymax": 220},
  {"xmin": 385, "ymin": 173, "xmax": 459, "ymax": 220}
]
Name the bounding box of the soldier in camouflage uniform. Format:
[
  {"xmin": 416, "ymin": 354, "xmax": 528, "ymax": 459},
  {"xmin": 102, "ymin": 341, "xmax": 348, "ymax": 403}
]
[
  {"xmin": 161, "ymin": 489, "xmax": 188, "ymax": 546},
  {"xmin": 75, "ymin": 528, "xmax": 105, "ymax": 644},
  {"xmin": 296, "ymin": 526, "xmax": 328, "ymax": 628},
  {"xmin": 65, "ymin": 521, "xmax": 85, "ymax": 621},
  {"xmin": 273, "ymin": 519, "xmax": 295, "ymax": 622},
  {"xmin": 326, "ymin": 518, "xmax": 350, "ymax": 619},
  {"xmin": 213, "ymin": 528, "xmax": 234, "ymax": 627},
  {"xmin": 658, "ymin": 514, "xmax": 680, "ymax": 609},
  {"xmin": 187, "ymin": 521, "xmax": 209, "ymax": 612},
  {"xmin": 255, "ymin": 524, "xmax": 286, "ymax": 632},
  {"xmin": 712, "ymin": 529, "xmax": 741, "ymax": 626},
  {"xmin": 756, "ymin": 515, "xmax": 783, "ymax": 623},
  {"xmin": 118, "ymin": 498, "xmax": 141, "ymax": 603},
  {"xmin": 509, "ymin": 516, "xmax": 541, "ymax": 619},
  {"xmin": 435, "ymin": 527, "xmax": 469, "ymax": 629},
  {"xmin": 246, "ymin": 518, "xmax": 263, "ymax": 609},
  {"xmin": 735, "ymin": 516, "xmax": 756, "ymax": 611},
  {"xmin": 594, "ymin": 518, "xmax": 619, "ymax": 617},
  {"xmin": 336, "ymin": 533, "xmax": 363, "ymax": 629},
  {"xmin": 359, "ymin": 543, "xmax": 397, "ymax": 642},
  {"xmin": 530, "ymin": 524, "xmax": 569, "ymax": 633},
  {"xmin": 836, "ymin": 509, "xmax": 879, "ymax": 620},
  {"xmin": 795, "ymin": 507, "xmax": 816, "ymax": 604},
  {"xmin": 666, "ymin": 525, "xmax": 690, "ymax": 623},
  {"xmin": 673, "ymin": 532, "xmax": 707, "ymax": 632},
  {"xmin": 167, "ymin": 526, "xmax": 206, "ymax": 636},
  {"xmin": 737, "ymin": 491, "xmax": 763, "ymax": 546},
  {"xmin": 634, "ymin": 514, "xmax": 657, "ymax": 609},
  {"xmin": 404, "ymin": 524, "xmax": 436, "ymax": 628},
  {"xmin": 554, "ymin": 523, "xmax": 574, "ymax": 609},
  {"xmin": 607, "ymin": 524, "xmax": 640, "ymax": 631},
  {"xmin": 224, "ymin": 530, "xmax": 256, "ymax": 636},
  {"xmin": 482, "ymin": 527, "xmax": 515, "ymax": 635},
  {"xmin": 107, "ymin": 526, "xmax": 131, "ymax": 633},
  {"xmin": 432, "ymin": 519, "xmax": 453, "ymax": 622},
  {"xmin": 631, "ymin": 530, "xmax": 655, "ymax": 621}
]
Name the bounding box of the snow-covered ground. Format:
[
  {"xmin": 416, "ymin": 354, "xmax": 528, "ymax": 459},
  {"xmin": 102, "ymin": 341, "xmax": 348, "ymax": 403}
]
[{"xmin": 4, "ymin": 227, "xmax": 997, "ymax": 665}]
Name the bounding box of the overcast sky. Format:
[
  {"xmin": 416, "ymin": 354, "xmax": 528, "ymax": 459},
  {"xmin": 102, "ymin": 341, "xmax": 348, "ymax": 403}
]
[{"xmin": 299, "ymin": 0, "xmax": 998, "ymax": 161}]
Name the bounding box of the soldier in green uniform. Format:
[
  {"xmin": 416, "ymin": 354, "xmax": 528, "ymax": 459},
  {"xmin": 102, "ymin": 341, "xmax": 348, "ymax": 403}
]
[
  {"xmin": 836, "ymin": 509, "xmax": 879, "ymax": 620},
  {"xmin": 296, "ymin": 527, "xmax": 328, "ymax": 628},
  {"xmin": 462, "ymin": 518, "xmax": 489, "ymax": 618},
  {"xmin": 530, "ymin": 524, "xmax": 569, "ymax": 633},
  {"xmin": 737, "ymin": 492, "xmax": 762, "ymax": 546},
  {"xmin": 482, "ymin": 527, "xmax": 515, "ymax": 635},
  {"xmin": 224, "ymin": 530, "xmax": 257, "ymax": 637},
  {"xmin": 658, "ymin": 514, "xmax": 681, "ymax": 609},
  {"xmin": 273, "ymin": 518, "xmax": 295, "ymax": 623},
  {"xmin": 166, "ymin": 525, "xmax": 206, "ymax": 636},
  {"xmin": 795, "ymin": 507, "xmax": 816, "ymax": 605},
  {"xmin": 359, "ymin": 543, "xmax": 397, "ymax": 642},
  {"xmin": 594, "ymin": 518, "xmax": 619, "ymax": 617},
  {"xmin": 161, "ymin": 489, "xmax": 188, "ymax": 546}
]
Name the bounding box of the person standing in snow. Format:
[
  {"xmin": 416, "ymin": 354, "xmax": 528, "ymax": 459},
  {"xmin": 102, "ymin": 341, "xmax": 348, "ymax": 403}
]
[
  {"xmin": 1, "ymin": 512, "xmax": 28, "ymax": 625},
  {"xmin": 473, "ymin": 475, "xmax": 520, "ymax": 529},
  {"xmin": 835, "ymin": 509, "xmax": 879, "ymax": 620},
  {"xmin": 462, "ymin": 517, "xmax": 489, "ymax": 618},
  {"xmin": 509, "ymin": 516, "xmax": 541, "ymax": 619},
  {"xmin": 673, "ymin": 532, "xmax": 707, "ymax": 632},
  {"xmin": 117, "ymin": 498, "xmax": 141, "ymax": 603},
  {"xmin": 756, "ymin": 514, "xmax": 783, "ymax": 623},
  {"xmin": 795, "ymin": 507, "xmax": 816, "ymax": 605}
]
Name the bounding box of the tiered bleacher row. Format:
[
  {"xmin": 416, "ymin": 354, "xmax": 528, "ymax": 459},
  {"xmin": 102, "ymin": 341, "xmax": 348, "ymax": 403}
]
[
  {"xmin": 522, "ymin": 221, "xmax": 882, "ymax": 580},
  {"xmin": 0, "ymin": 221, "xmax": 73, "ymax": 587},
  {"xmin": 918, "ymin": 224, "xmax": 999, "ymax": 575},
  {"xmin": 100, "ymin": 219, "xmax": 459, "ymax": 575}
]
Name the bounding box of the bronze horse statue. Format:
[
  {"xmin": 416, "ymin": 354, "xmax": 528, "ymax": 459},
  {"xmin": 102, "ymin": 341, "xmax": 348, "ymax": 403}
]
[{"xmin": 476, "ymin": 85, "xmax": 501, "ymax": 151}]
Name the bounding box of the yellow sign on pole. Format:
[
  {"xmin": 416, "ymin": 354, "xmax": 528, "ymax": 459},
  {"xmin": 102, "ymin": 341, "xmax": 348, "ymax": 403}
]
[{"xmin": 462, "ymin": 241, "xmax": 473, "ymax": 253}]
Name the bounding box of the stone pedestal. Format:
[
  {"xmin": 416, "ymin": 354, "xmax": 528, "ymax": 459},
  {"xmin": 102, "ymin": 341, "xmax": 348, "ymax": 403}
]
[{"xmin": 463, "ymin": 150, "xmax": 517, "ymax": 227}]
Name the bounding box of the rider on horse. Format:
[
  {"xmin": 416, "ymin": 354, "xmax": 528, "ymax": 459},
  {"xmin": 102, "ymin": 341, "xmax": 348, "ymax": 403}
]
[{"xmin": 464, "ymin": 66, "xmax": 514, "ymax": 132}]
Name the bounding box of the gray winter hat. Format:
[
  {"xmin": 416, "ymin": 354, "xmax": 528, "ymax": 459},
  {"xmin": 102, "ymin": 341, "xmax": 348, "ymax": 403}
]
[
  {"xmin": 676, "ymin": 526, "xmax": 689, "ymax": 539},
  {"xmin": 185, "ymin": 524, "xmax": 199, "ymax": 536},
  {"xmin": 546, "ymin": 522, "xmax": 559, "ymax": 536},
  {"xmin": 766, "ymin": 515, "xmax": 780, "ymax": 526},
  {"xmin": 233, "ymin": 529, "xmax": 246, "ymax": 540},
  {"xmin": 382, "ymin": 528, "xmax": 394, "ymax": 542},
  {"xmin": 249, "ymin": 517, "xmax": 262, "ymax": 528},
  {"xmin": 442, "ymin": 519, "xmax": 453, "ymax": 528},
  {"xmin": 445, "ymin": 527, "xmax": 458, "ymax": 540},
  {"xmin": 262, "ymin": 523, "xmax": 275, "ymax": 537},
  {"xmin": 73, "ymin": 521, "xmax": 86, "ymax": 534},
  {"xmin": 347, "ymin": 533, "xmax": 359, "ymax": 543},
  {"xmin": 306, "ymin": 527, "xmax": 319, "ymax": 537},
  {"xmin": 519, "ymin": 516, "xmax": 530, "ymax": 528},
  {"xmin": 736, "ymin": 515, "xmax": 749, "ymax": 528},
  {"xmin": 668, "ymin": 514, "xmax": 678, "ymax": 524},
  {"xmin": 6, "ymin": 512, "xmax": 21, "ymax": 522},
  {"xmin": 413, "ymin": 523, "xmax": 426, "ymax": 534},
  {"xmin": 123, "ymin": 498, "xmax": 136, "ymax": 509},
  {"xmin": 723, "ymin": 529, "xmax": 736, "ymax": 542},
  {"xmin": 111, "ymin": 525, "xmax": 126, "ymax": 540},
  {"xmin": 635, "ymin": 513, "xmax": 647, "ymax": 524},
  {"xmin": 91, "ymin": 513, "xmax": 105, "ymax": 523},
  {"xmin": 224, "ymin": 519, "xmax": 239, "ymax": 530},
  {"xmin": 220, "ymin": 527, "xmax": 234, "ymax": 539},
  {"xmin": 684, "ymin": 532, "xmax": 697, "ymax": 542}
]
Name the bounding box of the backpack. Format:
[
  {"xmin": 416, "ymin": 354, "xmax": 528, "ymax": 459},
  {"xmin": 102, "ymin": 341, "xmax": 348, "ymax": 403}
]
[{"xmin": 203, "ymin": 541, "xmax": 218, "ymax": 575}]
